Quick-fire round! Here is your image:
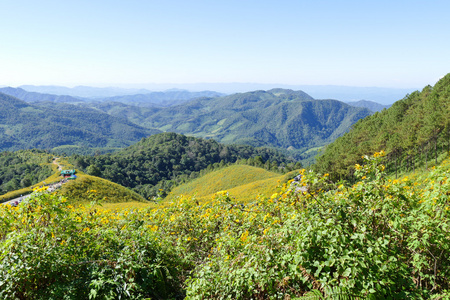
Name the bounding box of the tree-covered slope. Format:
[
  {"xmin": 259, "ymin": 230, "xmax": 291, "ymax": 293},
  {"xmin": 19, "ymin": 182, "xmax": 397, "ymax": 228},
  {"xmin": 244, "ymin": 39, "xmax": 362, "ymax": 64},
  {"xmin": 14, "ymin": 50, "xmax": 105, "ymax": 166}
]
[
  {"xmin": 0, "ymin": 150, "xmax": 53, "ymax": 195},
  {"xmin": 0, "ymin": 92, "xmax": 160, "ymax": 151},
  {"xmin": 135, "ymin": 89, "xmax": 372, "ymax": 153},
  {"xmin": 71, "ymin": 132, "xmax": 298, "ymax": 199},
  {"xmin": 315, "ymin": 73, "xmax": 450, "ymax": 180}
]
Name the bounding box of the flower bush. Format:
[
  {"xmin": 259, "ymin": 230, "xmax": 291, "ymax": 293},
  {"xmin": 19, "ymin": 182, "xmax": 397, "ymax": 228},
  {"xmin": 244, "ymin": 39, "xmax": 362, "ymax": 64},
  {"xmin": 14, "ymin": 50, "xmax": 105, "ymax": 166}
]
[{"xmin": 0, "ymin": 152, "xmax": 449, "ymax": 299}]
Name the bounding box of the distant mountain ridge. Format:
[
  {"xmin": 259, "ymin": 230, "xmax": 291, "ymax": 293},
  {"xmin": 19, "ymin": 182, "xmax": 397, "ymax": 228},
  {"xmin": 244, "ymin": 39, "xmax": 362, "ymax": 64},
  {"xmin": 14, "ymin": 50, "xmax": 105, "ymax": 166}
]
[
  {"xmin": 4, "ymin": 86, "xmax": 224, "ymax": 107},
  {"xmin": 100, "ymin": 90, "xmax": 225, "ymax": 107},
  {"xmin": 0, "ymin": 87, "xmax": 84, "ymax": 103},
  {"xmin": 19, "ymin": 85, "xmax": 224, "ymax": 102},
  {"xmin": 18, "ymin": 83, "xmax": 416, "ymax": 104},
  {"xmin": 346, "ymin": 100, "xmax": 391, "ymax": 112},
  {"xmin": 0, "ymin": 92, "xmax": 159, "ymax": 152},
  {"xmin": 19, "ymin": 85, "xmax": 152, "ymax": 98}
]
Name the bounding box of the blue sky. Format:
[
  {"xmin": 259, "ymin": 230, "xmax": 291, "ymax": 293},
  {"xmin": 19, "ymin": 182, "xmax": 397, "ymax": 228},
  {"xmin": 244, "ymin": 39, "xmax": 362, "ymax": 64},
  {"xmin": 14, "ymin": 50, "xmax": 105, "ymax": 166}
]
[{"xmin": 0, "ymin": 0, "xmax": 449, "ymax": 89}]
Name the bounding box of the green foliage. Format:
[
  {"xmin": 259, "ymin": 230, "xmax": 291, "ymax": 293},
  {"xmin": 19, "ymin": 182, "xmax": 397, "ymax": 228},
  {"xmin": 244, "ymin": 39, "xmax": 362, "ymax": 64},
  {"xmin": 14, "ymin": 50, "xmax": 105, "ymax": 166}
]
[
  {"xmin": 70, "ymin": 132, "xmax": 296, "ymax": 199},
  {"xmin": 0, "ymin": 193, "xmax": 183, "ymax": 299},
  {"xmin": 315, "ymin": 73, "xmax": 450, "ymax": 181},
  {"xmin": 179, "ymin": 153, "xmax": 450, "ymax": 299},
  {"xmin": 1, "ymin": 154, "xmax": 450, "ymax": 298},
  {"xmin": 0, "ymin": 149, "xmax": 53, "ymax": 196}
]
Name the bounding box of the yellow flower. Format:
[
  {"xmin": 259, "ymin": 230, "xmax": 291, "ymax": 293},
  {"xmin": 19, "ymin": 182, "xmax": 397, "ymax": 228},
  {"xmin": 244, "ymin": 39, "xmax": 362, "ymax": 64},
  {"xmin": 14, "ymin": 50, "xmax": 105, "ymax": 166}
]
[
  {"xmin": 216, "ymin": 190, "xmax": 228, "ymax": 196},
  {"xmin": 82, "ymin": 227, "xmax": 90, "ymax": 233},
  {"xmin": 355, "ymin": 164, "xmax": 362, "ymax": 170},
  {"xmin": 240, "ymin": 230, "xmax": 249, "ymax": 242}
]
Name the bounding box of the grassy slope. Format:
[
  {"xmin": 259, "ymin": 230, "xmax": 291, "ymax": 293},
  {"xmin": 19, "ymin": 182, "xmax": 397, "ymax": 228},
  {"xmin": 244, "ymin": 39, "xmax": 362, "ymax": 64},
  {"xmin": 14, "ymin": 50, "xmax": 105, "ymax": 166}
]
[
  {"xmin": 55, "ymin": 173, "xmax": 147, "ymax": 204},
  {"xmin": 166, "ymin": 164, "xmax": 299, "ymax": 202},
  {"xmin": 1, "ymin": 156, "xmax": 148, "ymax": 205}
]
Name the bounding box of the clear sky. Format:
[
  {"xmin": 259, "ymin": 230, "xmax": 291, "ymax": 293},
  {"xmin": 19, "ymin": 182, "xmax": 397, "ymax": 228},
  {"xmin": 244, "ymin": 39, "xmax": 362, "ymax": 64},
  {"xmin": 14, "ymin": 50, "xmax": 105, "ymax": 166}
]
[{"xmin": 0, "ymin": 0, "xmax": 449, "ymax": 89}]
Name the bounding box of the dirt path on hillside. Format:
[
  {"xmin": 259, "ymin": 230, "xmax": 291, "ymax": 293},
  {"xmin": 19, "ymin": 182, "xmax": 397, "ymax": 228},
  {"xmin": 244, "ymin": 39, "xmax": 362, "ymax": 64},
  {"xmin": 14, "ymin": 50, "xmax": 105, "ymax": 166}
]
[{"xmin": 53, "ymin": 157, "xmax": 63, "ymax": 171}]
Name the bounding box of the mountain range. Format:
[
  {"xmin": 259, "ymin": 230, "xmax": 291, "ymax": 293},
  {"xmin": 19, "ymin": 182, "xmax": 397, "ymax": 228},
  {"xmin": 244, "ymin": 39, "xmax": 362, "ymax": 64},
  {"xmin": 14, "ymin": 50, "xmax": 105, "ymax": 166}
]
[
  {"xmin": 0, "ymin": 86, "xmax": 386, "ymax": 162},
  {"xmin": 0, "ymin": 87, "xmax": 224, "ymax": 107},
  {"xmin": 85, "ymin": 89, "xmax": 372, "ymax": 156},
  {"xmin": 17, "ymin": 83, "xmax": 416, "ymax": 104},
  {"xmin": 0, "ymin": 92, "xmax": 159, "ymax": 152}
]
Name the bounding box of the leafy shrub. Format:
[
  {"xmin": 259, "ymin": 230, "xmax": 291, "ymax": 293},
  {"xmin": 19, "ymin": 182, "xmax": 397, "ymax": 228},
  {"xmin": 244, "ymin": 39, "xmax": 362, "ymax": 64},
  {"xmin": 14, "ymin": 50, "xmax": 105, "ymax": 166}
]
[
  {"xmin": 1, "ymin": 152, "xmax": 449, "ymax": 299},
  {"xmin": 0, "ymin": 192, "xmax": 183, "ymax": 299}
]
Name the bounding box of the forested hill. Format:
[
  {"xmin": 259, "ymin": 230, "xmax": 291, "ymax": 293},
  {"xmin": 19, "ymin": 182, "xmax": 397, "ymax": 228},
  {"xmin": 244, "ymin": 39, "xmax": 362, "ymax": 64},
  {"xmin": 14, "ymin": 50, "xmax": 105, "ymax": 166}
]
[
  {"xmin": 0, "ymin": 150, "xmax": 53, "ymax": 195},
  {"xmin": 0, "ymin": 92, "xmax": 159, "ymax": 152},
  {"xmin": 127, "ymin": 89, "xmax": 372, "ymax": 154},
  {"xmin": 314, "ymin": 73, "xmax": 450, "ymax": 180},
  {"xmin": 70, "ymin": 132, "xmax": 299, "ymax": 199}
]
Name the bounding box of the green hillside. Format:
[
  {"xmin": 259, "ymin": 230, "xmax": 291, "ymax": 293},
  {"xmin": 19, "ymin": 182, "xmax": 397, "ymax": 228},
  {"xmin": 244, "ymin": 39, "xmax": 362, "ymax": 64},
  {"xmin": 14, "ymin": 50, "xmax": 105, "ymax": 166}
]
[
  {"xmin": 0, "ymin": 150, "xmax": 53, "ymax": 196},
  {"xmin": 139, "ymin": 89, "xmax": 372, "ymax": 151},
  {"xmin": 55, "ymin": 173, "xmax": 146, "ymax": 203},
  {"xmin": 87, "ymin": 89, "xmax": 372, "ymax": 160},
  {"xmin": 0, "ymin": 92, "xmax": 160, "ymax": 152},
  {"xmin": 315, "ymin": 73, "xmax": 450, "ymax": 180},
  {"xmin": 70, "ymin": 132, "xmax": 298, "ymax": 199},
  {"xmin": 166, "ymin": 164, "xmax": 295, "ymax": 202}
]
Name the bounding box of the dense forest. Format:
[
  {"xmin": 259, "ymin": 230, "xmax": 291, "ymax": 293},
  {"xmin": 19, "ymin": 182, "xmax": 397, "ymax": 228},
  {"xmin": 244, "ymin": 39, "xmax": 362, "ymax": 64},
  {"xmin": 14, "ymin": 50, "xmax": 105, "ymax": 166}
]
[
  {"xmin": 70, "ymin": 132, "xmax": 300, "ymax": 199},
  {"xmin": 0, "ymin": 150, "xmax": 53, "ymax": 195},
  {"xmin": 315, "ymin": 73, "xmax": 450, "ymax": 180}
]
